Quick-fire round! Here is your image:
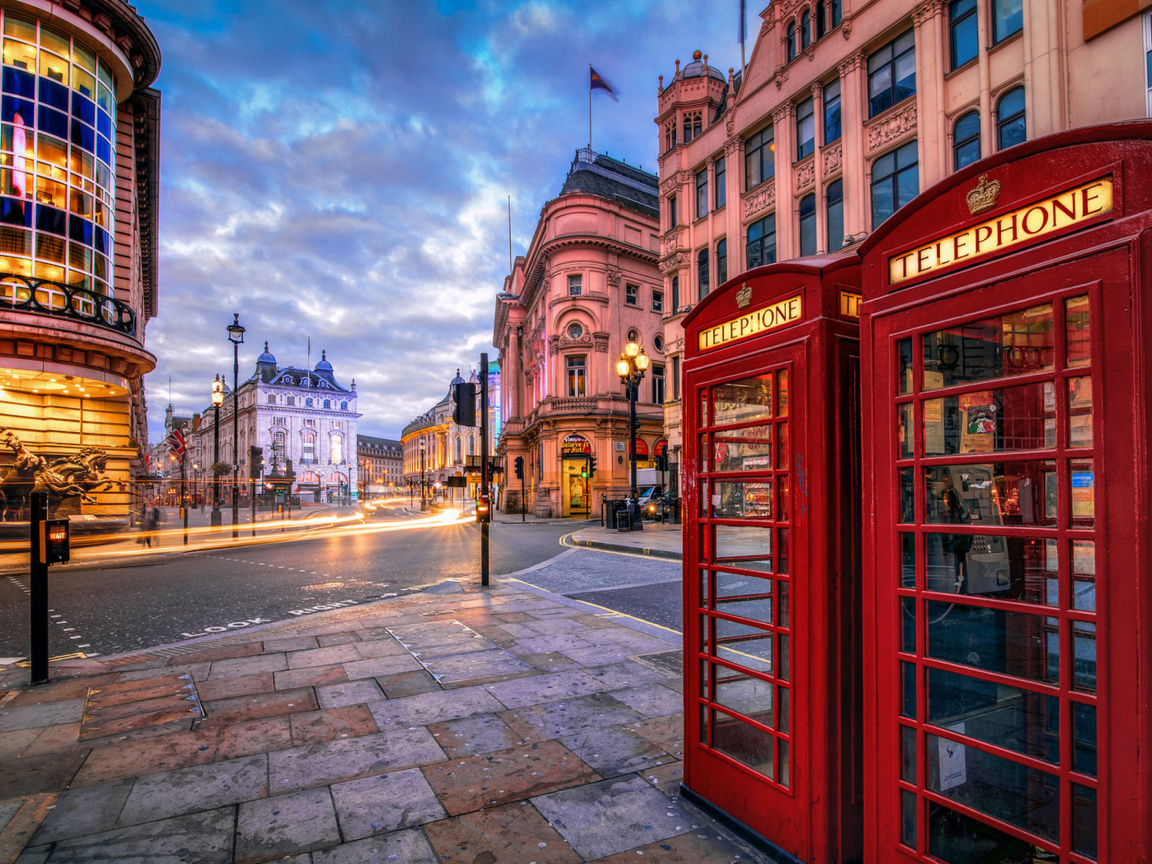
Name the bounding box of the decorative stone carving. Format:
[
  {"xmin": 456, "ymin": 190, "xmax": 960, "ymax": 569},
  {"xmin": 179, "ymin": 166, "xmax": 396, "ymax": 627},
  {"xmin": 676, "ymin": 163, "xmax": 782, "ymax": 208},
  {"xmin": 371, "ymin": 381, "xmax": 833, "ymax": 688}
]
[
  {"xmin": 724, "ymin": 136, "xmax": 743, "ymax": 156},
  {"xmin": 594, "ymin": 333, "xmax": 610, "ymax": 353},
  {"xmin": 912, "ymin": 0, "xmax": 945, "ymax": 25},
  {"xmin": 823, "ymin": 142, "xmax": 843, "ymax": 176},
  {"xmin": 838, "ymin": 51, "xmax": 865, "ymax": 77},
  {"xmin": 811, "ymin": 81, "xmax": 824, "ymax": 99},
  {"xmin": 607, "ymin": 268, "xmax": 621, "ymax": 288},
  {"xmin": 795, "ymin": 159, "xmax": 816, "ymax": 193},
  {"xmin": 866, "ymin": 102, "xmax": 918, "ymax": 154},
  {"xmin": 659, "ymin": 251, "xmax": 689, "ymax": 274},
  {"xmin": 743, "ymin": 182, "xmax": 776, "ymax": 220},
  {"xmin": 773, "ymin": 103, "xmax": 795, "ymax": 124}
]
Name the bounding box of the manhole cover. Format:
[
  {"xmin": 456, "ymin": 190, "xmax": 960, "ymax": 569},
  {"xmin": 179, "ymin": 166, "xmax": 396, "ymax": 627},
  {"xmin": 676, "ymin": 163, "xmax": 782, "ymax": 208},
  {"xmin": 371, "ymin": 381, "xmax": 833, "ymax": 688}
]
[
  {"xmin": 634, "ymin": 649, "xmax": 683, "ymax": 678},
  {"xmin": 80, "ymin": 673, "xmax": 205, "ymax": 741}
]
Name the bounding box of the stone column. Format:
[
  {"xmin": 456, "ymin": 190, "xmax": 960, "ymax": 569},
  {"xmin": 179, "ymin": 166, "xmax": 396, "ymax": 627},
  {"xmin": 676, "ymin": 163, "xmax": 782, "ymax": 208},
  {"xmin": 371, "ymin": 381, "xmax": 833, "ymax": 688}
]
[
  {"xmin": 725, "ymin": 136, "xmax": 744, "ymax": 272},
  {"xmin": 772, "ymin": 103, "xmax": 797, "ymax": 261},
  {"xmin": 811, "ymin": 81, "xmax": 827, "ymax": 253},
  {"xmin": 837, "ymin": 51, "xmax": 867, "ymax": 242},
  {"xmin": 913, "ymin": 0, "xmax": 948, "ymax": 189}
]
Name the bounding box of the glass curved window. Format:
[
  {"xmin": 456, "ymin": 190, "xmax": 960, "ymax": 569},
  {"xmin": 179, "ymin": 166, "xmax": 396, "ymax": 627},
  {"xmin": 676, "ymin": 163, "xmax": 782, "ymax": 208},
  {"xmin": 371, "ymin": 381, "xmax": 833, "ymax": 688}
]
[
  {"xmin": 786, "ymin": 23, "xmax": 796, "ymax": 63},
  {"xmin": 954, "ymin": 111, "xmax": 981, "ymax": 170},
  {"xmin": 997, "ymin": 87, "xmax": 1026, "ymax": 151},
  {"xmin": 0, "ymin": 14, "xmax": 116, "ymax": 299}
]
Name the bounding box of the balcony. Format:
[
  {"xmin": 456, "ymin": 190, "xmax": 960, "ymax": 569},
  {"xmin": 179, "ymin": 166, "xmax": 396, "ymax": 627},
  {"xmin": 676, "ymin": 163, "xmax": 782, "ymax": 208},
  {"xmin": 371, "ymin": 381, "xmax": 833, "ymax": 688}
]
[{"xmin": 0, "ymin": 274, "xmax": 137, "ymax": 337}]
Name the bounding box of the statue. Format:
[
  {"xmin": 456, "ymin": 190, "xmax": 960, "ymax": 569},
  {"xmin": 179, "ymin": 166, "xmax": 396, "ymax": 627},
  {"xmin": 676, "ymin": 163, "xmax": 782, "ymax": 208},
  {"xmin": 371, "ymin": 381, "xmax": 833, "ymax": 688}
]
[{"xmin": 0, "ymin": 428, "xmax": 111, "ymax": 519}]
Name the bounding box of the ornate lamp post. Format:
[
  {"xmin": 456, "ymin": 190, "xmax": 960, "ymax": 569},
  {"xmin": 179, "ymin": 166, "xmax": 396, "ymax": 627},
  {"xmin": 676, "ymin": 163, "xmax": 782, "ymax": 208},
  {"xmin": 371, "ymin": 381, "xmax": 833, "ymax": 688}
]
[
  {"xmin": 420, "ymin": 439, "xmax": 427, "ymax": 512},
  {"xmin": 211, "ymin": 374, "xmax": 224, "ymax": 528},
  {"xmin": 227, "ymin": 313, "xmax": 245, "ymax": 539},
  {"xmin": 616, "ymin": 340, "xmax": 650, "ymax": 505}
]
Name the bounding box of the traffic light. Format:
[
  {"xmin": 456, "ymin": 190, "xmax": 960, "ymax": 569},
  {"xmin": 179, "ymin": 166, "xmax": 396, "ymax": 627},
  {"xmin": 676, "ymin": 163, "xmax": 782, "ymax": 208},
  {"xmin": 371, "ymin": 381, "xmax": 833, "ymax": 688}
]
[
  {"xmin": 589, "ymin": 455, "xmax": 597, "ymax": 478},
  {"xmin": 654, "ymin": 453, "xmax": 667, "ymax": 471},
  {"xmin": 453, "ymin": 382, "xmax": 476, "ymax": 426},
  {"xmin": 580, "ymin": 463, "xmax": 589, "ymax": 479},
  {"xmin": 514, "ymin": 455, "xmax": 524, "ymax": 479},
  {"xmin": 249, "ymin": 445, "xmax": 263, "ymax": 480},
  {"xmin": 475, "ymin": 496, "xmax": 491, "ymax": 523}
]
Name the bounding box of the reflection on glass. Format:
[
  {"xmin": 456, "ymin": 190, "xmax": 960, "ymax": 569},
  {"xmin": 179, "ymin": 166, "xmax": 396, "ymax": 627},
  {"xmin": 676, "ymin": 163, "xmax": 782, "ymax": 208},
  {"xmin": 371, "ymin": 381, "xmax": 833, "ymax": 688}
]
[
  {"xmin": 927, "ymin": 667, "xmax": 1058, "ymax": 763},
  {"xmin": 1070, "ymin": 459, "xmax": 1094, "ymax": 526},
  {"xmin": 715, "ymin": 668, "xmax": 774, "ymax": 724},
  {"xmin": 901, "ymin": 724, "xmax": 917, "ymax": 783},
  {"xmin": 777, "ymin": 528, "xmax": 789, "ymax": 575},
  {"xmin": 901, "ymin": 597, "xmax": 916, "ymax": 652},
  {"xmin": 1068, "ymin": 376, "xmax": 1092, "ymax": 447},
  {"xmin": 778, "ymin": 476, "xmax": 790, "ymax": 521},
  {"xmin": 712, "ymin": 375, "xmax": 773, "ymax": 426},
  {"xmin": 778, "ymin": 580, "xmax": 789, "ymax": 627},
  {"xmin": 898, "ymin": 402, "xmax": 913, "ymax": 458},
  {"xmin": 1072, "ymin": 540, "xmax": 1095, "ymax": 612},
  {"xmin": 699, "ymin": 568, "xmax": 710, "ymax": 605},
  {"xmin": 927, "ymin": 602, "xmax": 1055, "ymax": 685},
  {"xmin": 714, "ymin": 428, "xmax": 772, "ymax": 471},
  {"xmin": 701, "ymin": 390, "xmax": 709, "ymax": 427},
  {"xmin": 713, "ymin": 524, "xmax": 773, "ymax": 571},
  {"xmin": 1072, "ymin": 701, "xmax": 1097, "ymax": 778},
  {"xmin": 902, "ymin": 661, "xmax": 917, "ymax": 718},
  {"xmin": 901, "ymin": 532, "xmax": 915, "ymax": 587},
  {"xmin": 922, "ymin": 382, "xmax": 1055, "ymax": 456},
  {"xmin": 898, "ymin": 338, "xmax": 914, "ymax": 395},
  {"xmin": 715, "ymin": 619, "xmax": 774, "ymax": 673},
  {"xmin": 928, "ymin": 800, "xmax": 1039, "ymax": 863},
  {"xmin": 1066, "ymin": 295, "xmax": 1090, "ymax": 368},
  {"xmin": 714, "ymin": 571, "xmax": 773, "ymax": 624},
  {"xmin": 777, "ymin": 422, "xmax": 790, "ymax": 468},
  {"xmin": 924, "ymin": 534, "xmax": 1055, "ymax": 604},
  {"xmin": 928, "ymin": 734, "xmax": 1059, "ymax": 841},
  {"xmin": 923, "ymin": 462, "xmax": 1057, "ymax": 527},
  {"xmin": 1072, "ymin": 784, "xmax": 1097, "ymax": 859},
  {"xmin": 698, "ymin": 434, "xmax": 708, "ymax": 471},
  {"xmin": 778, "ymin": 685, "xmax": 789, "ymax": 733},
  {"xmin": 777, "ymin": 369, "xmax": 789, "ymax": 416},
  {"xmin": 713, "ymin": 480, "xmax": 773, "ymax": 518},
  {"xmin": 1073, "ymin": 621, "xmax": 1096, "ymax": 693},
  {"xmin": 713, "ymin": 708, "xmax": 774, "ymax": 776},
  {"xmin": 901, "ymin": 790, "xmax": 917, "ymax": 849},
  {"xmin": 777, "ymin": 633, "xmax": 789, "ymax": 680},
  {"xmin": 778, "ymin": 739, "xmax": 790, "ymax": 787},
  {"xmin": 923, "ymin": 302, "xmax": 1054, "ymax": 390},
  {"xmin": 899, "ymin": 467, "xmax": 914, "ymax": 523}
]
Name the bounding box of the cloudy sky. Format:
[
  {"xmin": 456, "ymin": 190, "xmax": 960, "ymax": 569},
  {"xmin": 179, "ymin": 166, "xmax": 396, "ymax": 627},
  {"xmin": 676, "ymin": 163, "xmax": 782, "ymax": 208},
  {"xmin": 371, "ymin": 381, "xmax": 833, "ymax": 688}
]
[{"xmin": 140, "ymin": 0, "xmax": 746, "ymax": 441}]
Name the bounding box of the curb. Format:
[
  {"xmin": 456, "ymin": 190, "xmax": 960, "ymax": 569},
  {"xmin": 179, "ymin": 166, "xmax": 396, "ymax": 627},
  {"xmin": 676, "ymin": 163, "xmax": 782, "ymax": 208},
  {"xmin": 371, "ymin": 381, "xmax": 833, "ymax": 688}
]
[{"xmin": 568, "ymin": 536, "xmax": 683, "ymax": 561}]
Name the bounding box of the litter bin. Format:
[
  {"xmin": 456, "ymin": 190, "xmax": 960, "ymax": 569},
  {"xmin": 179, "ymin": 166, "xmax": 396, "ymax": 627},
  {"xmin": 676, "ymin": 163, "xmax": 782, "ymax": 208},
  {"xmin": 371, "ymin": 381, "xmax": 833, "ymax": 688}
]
[
  {"xmin": 606, "ymin": 499, "xmax": 627, "ymax": 529},
  {"xmin": 616, "ymin": 509, "xmax": 631, "ymax": 532}
]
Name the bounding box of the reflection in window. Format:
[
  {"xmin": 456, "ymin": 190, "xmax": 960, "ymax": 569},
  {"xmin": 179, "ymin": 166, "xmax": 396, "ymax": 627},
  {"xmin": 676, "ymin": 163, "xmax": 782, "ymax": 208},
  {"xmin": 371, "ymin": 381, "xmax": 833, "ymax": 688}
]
[
  {"xmin": 922, "ymin": 303, "xmax": 1054, "ymax": 389},
  {"xmin": 868, "ymin": 29, "xmax": 916, "ymax": 117},
  {"xmin": 953, "ymin": 111, "xmax": 980, "ymax": 170},
  {"xmin": 993, "ymin": 0, "xmax": 1023, "ymax": 43},
  {"xmin": 997, "ymin": 86, "xmax": 1026, "ymax": 150},
  {"xmin": 799, "ymin": 193, "xmax": 817, "ymax": 256},
  {"xmin": 745, "ymin": 125, "xmax": 775, "ymax": 189},
  {"xmin": 796, "ymin": 97, "xmax": 815, "ymax": 160},
  {"xmin": 871, "ymin": 141, "xmax": 919, "ymax": 227},
  {"xmin": 949, "ymin": 0, "xmax": 978, "ymax": 69},
  {"xmin": 712, "ymin": 374, "xmax": 774, "ymax": 426},
  {"xmin": 823, "ymin": 78, "xmax": 842, "ymax": 143},
  {"xmin": 922, "ymin": 462, "xmax": 1057, "ymax": 528},
  {"xmin": 826, "ymin": 180, "xmax": 844, "ymax": 252},
  {"xmin": 922, "ymin": 382, "xmax": 1056, "ymax": 456},
  {"xmin": 746, "ymin": 213, "xmax": 776, "ymax": 269}
]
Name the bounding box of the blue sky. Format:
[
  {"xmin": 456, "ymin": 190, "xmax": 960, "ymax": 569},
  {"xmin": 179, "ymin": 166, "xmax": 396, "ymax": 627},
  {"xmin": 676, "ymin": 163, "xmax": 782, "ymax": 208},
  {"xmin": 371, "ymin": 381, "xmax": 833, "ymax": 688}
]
[{"xmin": 141, "ymin": 0, "xmax": 746, "ymax": 441}]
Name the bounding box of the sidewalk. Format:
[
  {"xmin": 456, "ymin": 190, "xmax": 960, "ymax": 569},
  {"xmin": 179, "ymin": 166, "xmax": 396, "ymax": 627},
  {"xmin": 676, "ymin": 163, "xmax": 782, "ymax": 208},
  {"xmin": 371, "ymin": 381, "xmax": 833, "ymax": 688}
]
[{"xmin": 0, "ymin": 574, "xmax": 769, "ymax": 863}]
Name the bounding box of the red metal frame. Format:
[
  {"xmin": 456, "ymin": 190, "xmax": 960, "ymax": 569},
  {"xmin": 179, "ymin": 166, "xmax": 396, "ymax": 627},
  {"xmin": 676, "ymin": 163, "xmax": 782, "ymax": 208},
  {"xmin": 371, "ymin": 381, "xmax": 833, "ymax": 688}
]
[
  {"xmin": 859, "ymin": 123, "xmax": 1152, "ymax": 864},
  {"xmin": 682, "ymin": 256, "xmax": 862, "ymax": 864}
]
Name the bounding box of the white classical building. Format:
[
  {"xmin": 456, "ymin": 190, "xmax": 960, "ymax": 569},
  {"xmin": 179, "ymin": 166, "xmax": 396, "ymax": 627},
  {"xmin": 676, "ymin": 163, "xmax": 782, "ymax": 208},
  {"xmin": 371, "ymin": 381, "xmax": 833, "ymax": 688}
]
[{"xmin": 192, "ymin": 343, "xmax": 360, "ymax": 504}]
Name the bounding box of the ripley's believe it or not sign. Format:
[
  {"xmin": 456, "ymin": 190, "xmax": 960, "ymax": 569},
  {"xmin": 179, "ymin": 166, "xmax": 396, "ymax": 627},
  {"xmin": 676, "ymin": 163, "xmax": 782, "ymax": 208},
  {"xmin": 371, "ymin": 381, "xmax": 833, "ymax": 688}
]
[
  {"xmin": 698, "ymin": 293, "xmax": 804, "ymax": 352},
  {"xmin": 888, "ymin": 175, "xmax": 1114, "ymax": 284}
]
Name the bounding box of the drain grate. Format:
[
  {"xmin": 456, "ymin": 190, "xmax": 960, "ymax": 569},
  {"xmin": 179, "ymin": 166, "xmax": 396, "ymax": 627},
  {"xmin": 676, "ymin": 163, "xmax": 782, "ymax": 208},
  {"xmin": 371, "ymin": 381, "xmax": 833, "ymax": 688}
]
[
  {"xmin": 79, "ymin": 673, "xmax": 205, "ymax": 741},
  {"xmin": 633, "ymin": 649, "xmax": 683, "ymax": 678}
]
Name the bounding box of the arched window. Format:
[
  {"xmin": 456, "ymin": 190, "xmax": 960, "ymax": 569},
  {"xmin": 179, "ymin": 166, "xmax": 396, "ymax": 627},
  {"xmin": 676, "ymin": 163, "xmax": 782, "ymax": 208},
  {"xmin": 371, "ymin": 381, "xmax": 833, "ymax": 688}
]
[
  {"xmin": 816, "ymin": 0, "xmax": 827, "ymax": 38},
  {"xmin": 827, "ymin": 180, "xmax": 845, "ymax": 252},
  {"xmin": 331, "ymin": 435, "xmax": 343, "ymax": 465},
  {"xmin": 716, "ymin": 238, "xmax": 728, "ymax": 285},
  {"xmin": 305, "ymin": 398, "xmax": 313, "ymax": 408},
  {"xmin": 786, "ymin": 22, "xmax": 797, "ymax": 62},
  {"xmin": 340, "ymin": 401, "xmax": 347, "ymax": 411},
  {"xmin": 997, "ymin": 87, "xmax": 1026, "ymax": 150},
  {"xmin": 323, "ymin": 399, "xmax": 331, "ymax": 409},
  {"xmin": 455, "ymin": 436, "xmax": 462, "ymax": 462},
  {"xmin": 468, "ymin": 435, "xmax": 475, "ymax": 456},
  {"xmin": 953, "ymin": 111, "xmax": 981, "ymax": 170},
  {"xmin": 800, "ymin": 10, "xmax": 811, "ymax": 50},
  {"xmin": 799, "ymin": 194, "xmax": 818, "ymax": 256}
]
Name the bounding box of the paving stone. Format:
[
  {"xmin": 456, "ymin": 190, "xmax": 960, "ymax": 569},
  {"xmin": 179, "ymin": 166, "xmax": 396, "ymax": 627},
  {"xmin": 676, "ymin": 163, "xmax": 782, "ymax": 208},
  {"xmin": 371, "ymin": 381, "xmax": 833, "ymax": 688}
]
[
  {"xmin": 350, "ymin": 639, "xmax": 408, "ymax": 660},
  {"xmin": 316, "ymin": 679, "xmax": 384, "ymax": 709},
  {"xmin": 520, "ymin": 618, "xmax": 589, "ymax": 636},
  {"xmin": 560, "ymin": 724, "xmax": 672, "ymax": 778},
  {"xmin": 405, "ymin": 637, "xmax": 496, "ymax": 660},
  {"xmin": 509, "ymin": 634, "xmax": 597, "ymax": 656},
  {"xmin": 531, "ymin": 775, "xmax": 696, "ymax": 860},
  {"xmin": 0, "ymin": 797, "xmax": 22, "ymax": 832},
  {"xmin": 367, "ymin": 686, "xmax": 503, "ymax": 730},
  {"xmin": 208, "ymin": 654, "xmax": 288, "ymax": 679},
  {"xmin": 0, "ymin": 728, "xmax": 39, "ymax": 761},
  {"xmin": 30, "ymin": 778, "xmax": 134, "ymax": 844},
  {"xmin": 341, "ymin": 654, "xmax": 423, "ymax": 680},
  {"xmin": 311, "ymin": 827, "xmax": 438, "ymax": 864},
  {"xmin": 0, "ymin": 751, "xmax": 87, "ymax": 797},
  {"xmin": 427, "ymin": 713, "xmax": 524, "ymax": 759},
  {"xmin": 269, "ymin": 728, "xmax": 445, "ymax": 793},
  {"xmin": 172, "ymin": 642, "xmax": 262, "ymax": 665},
  {"xmin": 631, "ymin": 713, "xmax": 684, "ymax": 754},
  {"xmin": 5, "ymin": 675, "xmax": 118, "ymax": 706},
  {"xmin": 422, "ymin": 739, "xmax": 599, "ymax": 816},
  {"xmin": 290, "ymin": 705, "xmax": 378, "ymax": 745},
  {"xmin": 517, "ymin": 651, "xmax": 584, "ymax": 673},
  {"xmin": 499, "ymin": 693, "xmax": 645, "ymax": 741},
  {"xmin": 200, "ymin": 687, "xmax": 318, "ymax": 725},
  {"xmin": 118, "ymin": 754, "xmax": 268, "ymax": 825},
  {"xmin": 218, "ymin": 717, "xmax": 294, "ymax": 759},
  {"xmin": 641, "ymin": 759, "xmax": 686, "ymax": 797},
  {"xmin": 262, "ymin": 636, "xmax": 320, "ymax": 653},
  {"xmin": 423, "ymin": 801, "xmax": 582, "ymax": 864},
  {"xmin": 609, "ymin": 683, "xmax": 684, "ymax": 718},
  {"xmin": 317, "ymin": 632, "xmax": 361, "ymax": 646},
  {"xmin": 587, "ymin": 660, "xmax": 674, "ymax": 689},
  {"xmin": 420, "ymin": 649, "xmax": 531, "ymax": 684},
  {"xmin": 562, "ymin": 644, "xmax": 635, "ymax": 666},
  {"xmin": 595, "ymin": 828, "xmax": 756, "ymax": 863},
  {"xmin": 69, "ymin": 728, "xmax": 220, "ymax": 787},
  {"xmin": 115, "ymin": 662, "xmax": 212, "ymax": 683},
  {"xmin": 374, "ymin": 670, "xmax": 440, "ymax": 698},
  {"xmin": 236, "ymin": 787, "xmax": 340, "ymax": 864},
  {"xmin": 330, "ymin": 768, "xmax": 445, "ymax": 840},
  {"xmin": 274, "ymin": 664, "xmax": 349, "ymax": 691},
  {"xmin": 0, "ymin": 698, "xmax": 84, "ymax": 732},
  {"xmin": 20, "ymin": 722, "xmax": 81, "ymax": 758},
  {"xmin": 286, "ymin": 644, "xmax": 362, "ymax": 670},
  {"xmin": 484, "ymin": 670, "xmax": 606, "ymax": 709},
  {"xmin": 195, "ymin": 672, "xmax": 275, "ymax": 702},
  {"xmin": 43, "ymin": 806, "xmax": 234, "ymax": 863}
]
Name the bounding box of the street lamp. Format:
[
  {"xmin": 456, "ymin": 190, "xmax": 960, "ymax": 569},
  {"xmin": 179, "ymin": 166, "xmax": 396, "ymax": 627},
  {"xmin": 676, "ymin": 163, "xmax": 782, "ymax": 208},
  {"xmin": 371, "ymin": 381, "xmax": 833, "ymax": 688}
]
[
  {"xmin": 211, "ymin": 374, "xmax": 224, "ymax": 528},
  {"xmin": 227, "ymin": 313, "xmax": 245, "ymax": 539},
  {"xmin": 616, "ymin": 339, "xmax": 650, "ymax": 509},
  {"xmin": 420, "ymin": 439, "xmax": 427, "ymax": 512}
]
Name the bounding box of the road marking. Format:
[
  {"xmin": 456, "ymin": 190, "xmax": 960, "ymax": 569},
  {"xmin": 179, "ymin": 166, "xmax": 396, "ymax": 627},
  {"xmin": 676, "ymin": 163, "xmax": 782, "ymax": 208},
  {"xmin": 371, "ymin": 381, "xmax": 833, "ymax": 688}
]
[{"xmin": 180, "ymin": 617, "xmax": 273, "ymax": 638}]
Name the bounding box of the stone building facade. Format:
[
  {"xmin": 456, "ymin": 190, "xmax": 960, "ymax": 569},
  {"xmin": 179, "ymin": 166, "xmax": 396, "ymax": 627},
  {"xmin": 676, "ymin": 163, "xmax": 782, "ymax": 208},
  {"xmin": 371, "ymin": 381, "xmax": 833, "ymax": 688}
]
[{"xmin": 357, "ymin": 434, "xmax": 402, "ymax": 499}]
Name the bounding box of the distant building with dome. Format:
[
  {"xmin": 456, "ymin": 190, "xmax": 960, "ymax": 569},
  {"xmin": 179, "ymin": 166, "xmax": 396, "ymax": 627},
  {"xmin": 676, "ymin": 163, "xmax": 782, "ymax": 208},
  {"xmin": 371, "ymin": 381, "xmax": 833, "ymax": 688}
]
[{"xmin": 186, "ymin": 343, "xmax": 360, "ymax": 505}]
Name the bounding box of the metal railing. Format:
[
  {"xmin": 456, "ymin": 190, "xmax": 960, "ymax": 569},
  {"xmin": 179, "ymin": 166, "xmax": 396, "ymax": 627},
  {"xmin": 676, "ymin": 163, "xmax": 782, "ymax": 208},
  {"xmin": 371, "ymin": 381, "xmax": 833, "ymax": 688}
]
[{"xmin": 0, "ymin": 274, "xmax": 137, "ymax": 337}]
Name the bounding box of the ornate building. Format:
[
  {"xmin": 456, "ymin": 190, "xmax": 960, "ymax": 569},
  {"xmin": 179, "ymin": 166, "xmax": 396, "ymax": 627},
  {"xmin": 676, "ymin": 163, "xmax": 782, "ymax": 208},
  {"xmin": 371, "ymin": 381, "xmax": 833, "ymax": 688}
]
[
  {"xmin": 357, "ymin": 434, "xmax": 402, "ymax": 499},
  {"xmin": 494, "ymin": 148, "xmax": 664, "ymax": 518},
  {"xmin": 655, "ymin": 0, "xmax": 1152, "ymax": 496},
  {"xmin": 0, "ymin": 1, "xmax": 160, "ymax": 522}
]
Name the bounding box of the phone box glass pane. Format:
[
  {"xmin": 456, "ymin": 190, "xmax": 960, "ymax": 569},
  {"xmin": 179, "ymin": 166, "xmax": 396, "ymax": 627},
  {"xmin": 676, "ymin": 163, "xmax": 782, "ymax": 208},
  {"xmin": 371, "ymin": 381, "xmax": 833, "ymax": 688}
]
[{"xmin": 923, "ymin": 302, "xmax": 1053, "ymax": 390}]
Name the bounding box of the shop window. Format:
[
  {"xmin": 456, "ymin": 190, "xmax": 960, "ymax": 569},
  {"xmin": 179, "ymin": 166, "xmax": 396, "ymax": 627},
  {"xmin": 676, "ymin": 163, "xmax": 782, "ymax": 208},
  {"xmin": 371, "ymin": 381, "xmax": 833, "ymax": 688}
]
[
  {"xmin": 714, "ymin": 156, "xmax": 726, "ymax": 209},
  {"xmin": 827, "ymin": 180, "xmax": 845, "ymax": 252},
  {"xmin": 683, "ymin": 111, "xmax": 702, "ymax": 143},
  {"xmin": 997, "ymin": 87, "xmax": 1026, "ymax": 150},
  {"xmin": 949, "ymin": 0, "xmax": 978, "ymax": 70},
  {"xmin": 823, "ymin": 78, "xmax": 842, "ymax": 144},
  {"xmin": 696, "ymin": 166, "xmax": 708, "ymax": 219},
  {"xmin": 993, "ymin": 0, "xmax": 1023, "ymax": 43},
  {"xmin": 953, "ymin": 111, "xmax": 981, "ymax": 170},
  {"xmin": 786, "ymin": 22, "xmax": 797, "ymax": 63},
  {"xmin": 567, "ymin": 355, "xmax": 586, "ymax": 397},
  {"xmin": 625, "ymin": 282, "xmax": 639, "ymax": 306},
  {"xmin": 745, "ymin": 125, "xmax": 775, "ymax": 190},
  {"xmin": 799, "ymin": 194, "xmax": 817, "ymax": 256},
  {"xmin": 716, "ymin": 237, "xmax": 728, "ymax": 285},
  {"xmin": 568, "ymin": 273, "xmax": 582, "ymax": 296},
  {"xmin": 796, "ymin": 97, "xmax": 815, "ymax": 160},
  {"xmin": 871, "ymin": 141, "xmax": 919, "ymax": 228},
  {"xmin": 747, "ymin": 213, "xmax": 777, "ymax": 269},
  {"xmin": 653, "ymin": 289, "xmax": 664, "ymax": 313},
  {"xmin": 697, "ymin": 247, "xmax": 710, "ymax": 298},
  {"xmin": 652, "ymin": 364, "xmax": 666, "ymax": 404},
  {"xmin": 671, "ymin": 275, "xmax": 679, "ymax": 313},
  {"xmin": 868, "ymin": 29, "xmax": 916, "ymax": 117}
]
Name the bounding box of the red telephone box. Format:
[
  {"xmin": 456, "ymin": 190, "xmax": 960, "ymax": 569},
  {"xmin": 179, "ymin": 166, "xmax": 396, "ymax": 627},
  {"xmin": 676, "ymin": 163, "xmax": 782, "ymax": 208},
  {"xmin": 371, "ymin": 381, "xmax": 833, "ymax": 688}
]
[
  {"xmin": 681, "ymin": 255, "xmax": 863, "ymax": 864},
  {"xmin": 859, "ymin": 122, "xmax": 1152, "ymax": 863}
]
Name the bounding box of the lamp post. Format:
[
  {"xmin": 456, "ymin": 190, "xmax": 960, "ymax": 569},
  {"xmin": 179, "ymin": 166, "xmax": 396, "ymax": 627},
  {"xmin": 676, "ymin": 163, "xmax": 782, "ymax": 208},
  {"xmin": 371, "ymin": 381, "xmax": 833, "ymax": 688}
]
[
  {"xmin": 616, "ymin": 339, "xmax": 650, "ymax": 510},
  {"xmin": 420, "ymin": 440, "xmax": 427, "ymax": 512},
  {"xmin": 211, "ymin": 374, "xmax": 223, "ymax": 528},
  {"xmin": 227, "ymin": 313, "xmax": 245, "ymax": 539}
]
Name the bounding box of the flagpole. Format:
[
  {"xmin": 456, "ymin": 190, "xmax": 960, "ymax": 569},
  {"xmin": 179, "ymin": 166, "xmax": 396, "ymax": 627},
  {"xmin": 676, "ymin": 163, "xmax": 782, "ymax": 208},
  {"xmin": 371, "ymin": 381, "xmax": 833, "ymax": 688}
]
[
  {"xmin": 740, "ymin": 0, "xmax": 747, "ymax": 73},
  {"xmin": 588, "ymin": 63, "xmax": 592, "ymax": 149}
]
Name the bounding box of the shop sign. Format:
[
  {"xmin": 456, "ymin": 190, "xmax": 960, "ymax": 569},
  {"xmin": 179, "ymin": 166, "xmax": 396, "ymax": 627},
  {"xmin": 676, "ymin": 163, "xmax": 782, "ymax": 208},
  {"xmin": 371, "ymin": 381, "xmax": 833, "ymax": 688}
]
[
  {"xmin": 889, "ymin": 175, "xmax": 1114, "ymax": 285},
  {"xmin": 633, "ymin": 438, "xmax": 649, "ymax": 457},
  {"xmin": 561, "ymin": 434, "xmax": 592, "ymax": 457},
  {"xmin": 654, "ymin": 439, "xmax": 668, "ymax": 457},
  {"xmin": 698, "ymin": 294, "xmax": 803, "ymax": 352}
]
